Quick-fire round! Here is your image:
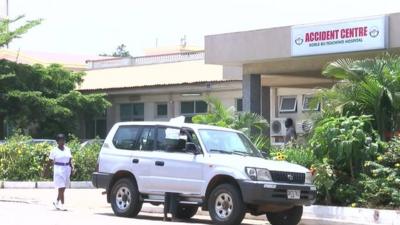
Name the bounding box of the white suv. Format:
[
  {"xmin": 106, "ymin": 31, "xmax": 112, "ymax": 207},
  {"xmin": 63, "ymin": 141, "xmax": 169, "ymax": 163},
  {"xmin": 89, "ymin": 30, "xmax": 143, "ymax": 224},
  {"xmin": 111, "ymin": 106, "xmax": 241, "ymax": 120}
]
[{"xmin": 92, "ymin": 121, "xmax": 316, "ymax": 225}]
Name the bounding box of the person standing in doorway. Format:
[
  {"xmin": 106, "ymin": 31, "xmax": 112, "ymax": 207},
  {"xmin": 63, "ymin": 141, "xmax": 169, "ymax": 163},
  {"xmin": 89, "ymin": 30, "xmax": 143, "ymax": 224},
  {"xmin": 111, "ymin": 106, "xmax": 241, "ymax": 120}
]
[
  {"xmin": 284, "ymin": 118, "xmax": 297, "ymax": 144},
  {"xmin": 49, "ymin": 134, "xmax": 73, "ymax": 211}
]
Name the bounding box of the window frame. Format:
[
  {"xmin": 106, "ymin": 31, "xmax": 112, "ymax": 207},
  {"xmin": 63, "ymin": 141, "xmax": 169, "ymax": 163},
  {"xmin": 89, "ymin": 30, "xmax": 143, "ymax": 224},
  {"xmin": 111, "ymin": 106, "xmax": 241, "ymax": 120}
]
[
  {"xmin": 155, "ymin": 102, "xmax": 168, "ymax": 118},
  {"xmin": 112, "ymin": 125, "xmax": 141, "ymax": 151},
  {"xmin": 302, "ymin": 95, "xmax": 320, "ymax": 111},
  {"xmin": 120, "ymin": 103, "xmax": 145, "ymax": 121},
  {"xmin": 137, "ymin": 126, "xmax": 156, "ymax": 151},
  {"xmin": 279, "ymin": 96, "xmax": 297, "ymax": 113},
  {"xmin": 180, "ymin": 100, "xmax": 208, "ymax": 122}
]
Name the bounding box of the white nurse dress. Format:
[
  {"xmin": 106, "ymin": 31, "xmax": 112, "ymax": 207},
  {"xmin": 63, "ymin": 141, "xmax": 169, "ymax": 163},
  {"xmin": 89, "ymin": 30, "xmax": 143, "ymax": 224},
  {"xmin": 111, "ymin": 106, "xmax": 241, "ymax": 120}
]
[{"xmin": 49, "ymin": 146, "xmax": 72, "ymax": 188}]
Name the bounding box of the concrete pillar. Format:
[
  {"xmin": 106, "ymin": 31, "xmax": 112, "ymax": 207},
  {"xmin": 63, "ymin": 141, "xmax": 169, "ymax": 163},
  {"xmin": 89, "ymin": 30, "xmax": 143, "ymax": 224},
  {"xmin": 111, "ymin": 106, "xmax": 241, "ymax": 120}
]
[
  {"xmin": 242, "ymin": 74, "xmax": 261, "ymax": 114},
  {"xmin": 262, "ymin": 86, "xmax": 271, "ymax": 135},
  {"xmin": 243, "ymin": 74, "xmax": 271, "ymax": 136}
]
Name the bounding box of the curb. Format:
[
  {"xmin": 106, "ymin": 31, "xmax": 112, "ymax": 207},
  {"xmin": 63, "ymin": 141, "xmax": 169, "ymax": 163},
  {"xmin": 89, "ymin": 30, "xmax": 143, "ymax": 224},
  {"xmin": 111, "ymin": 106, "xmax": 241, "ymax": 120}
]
[
  {"xmin": 140, "ymin": 204, "xmax": 400, "ymax": 225},
  {"xmin": 303, "ymin": 205, "xmax": 400, "ymax": 225},
  {"xmin": 36, "ymin": 181, "xmax": 54, "ymax": 189},
  {"xmin": 1, "ymin": 181, "xmax": 94, "ymax": 189},
  {"xmin": 70, "ymin": 181, "xmax": 93, "ymax": 189},
  {"xmin": 3, "ymin": 181, "xmax": 36, "ymax": 189}
]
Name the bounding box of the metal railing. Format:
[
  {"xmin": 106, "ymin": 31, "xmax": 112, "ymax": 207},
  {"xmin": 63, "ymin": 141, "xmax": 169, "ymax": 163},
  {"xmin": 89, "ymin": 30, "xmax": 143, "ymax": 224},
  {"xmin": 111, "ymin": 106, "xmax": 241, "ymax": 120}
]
[{"xmin": 88, "ymin": 51, "xmax": 204, "ymax": 69}]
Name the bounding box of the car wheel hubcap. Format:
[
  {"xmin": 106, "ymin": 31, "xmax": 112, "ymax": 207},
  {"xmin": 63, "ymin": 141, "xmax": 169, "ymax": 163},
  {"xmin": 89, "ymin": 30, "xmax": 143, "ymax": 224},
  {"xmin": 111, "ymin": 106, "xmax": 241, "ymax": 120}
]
[
  {"xmin": 116, "ymin": 186, "xmax": 131, "ymax": 211},
  {"xmin": 215, "ymin": 193, "xmax": 233, "ymax": 219}
]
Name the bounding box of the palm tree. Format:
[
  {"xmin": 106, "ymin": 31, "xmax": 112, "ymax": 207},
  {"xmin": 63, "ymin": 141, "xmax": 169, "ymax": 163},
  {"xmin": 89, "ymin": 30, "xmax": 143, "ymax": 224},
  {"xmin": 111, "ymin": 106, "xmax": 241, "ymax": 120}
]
[
  {"xmin": 192, "ymin": 96, "xmax": 269, "ymax": 150},
  {"xmin": 321, "ymin": 53, "xmax": 400, "ymax": 140}
]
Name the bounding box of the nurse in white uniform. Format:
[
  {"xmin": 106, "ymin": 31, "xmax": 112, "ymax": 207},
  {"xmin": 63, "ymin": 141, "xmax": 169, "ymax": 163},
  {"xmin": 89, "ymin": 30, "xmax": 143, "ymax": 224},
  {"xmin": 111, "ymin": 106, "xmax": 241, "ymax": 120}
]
[{"xmin": 49, "ymin": 134, "xmax": 74, "ymax": 211}]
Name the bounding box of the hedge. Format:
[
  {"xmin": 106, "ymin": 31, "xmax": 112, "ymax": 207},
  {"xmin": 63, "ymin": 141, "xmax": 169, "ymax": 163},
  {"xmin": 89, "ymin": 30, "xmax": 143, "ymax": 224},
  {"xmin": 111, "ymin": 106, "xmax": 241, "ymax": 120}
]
[{"xmin": 0, "ymin": 134, "xmax": 101, "ymax": 181}]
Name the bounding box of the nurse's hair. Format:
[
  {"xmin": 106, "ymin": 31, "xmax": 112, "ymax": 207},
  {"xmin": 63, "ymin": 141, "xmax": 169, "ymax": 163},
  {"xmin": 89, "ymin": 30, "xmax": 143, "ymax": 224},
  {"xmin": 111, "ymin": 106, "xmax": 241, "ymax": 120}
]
[{"xmin": 55, "ymin": 133, "xmax": 65, "ymax": 141}]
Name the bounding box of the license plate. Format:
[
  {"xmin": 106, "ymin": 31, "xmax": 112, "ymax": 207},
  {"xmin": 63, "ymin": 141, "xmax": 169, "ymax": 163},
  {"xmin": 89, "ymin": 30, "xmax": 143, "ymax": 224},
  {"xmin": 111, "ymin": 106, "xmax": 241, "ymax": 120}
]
[{"xmin": 287, "ymin": 190, "xmax": 301, "ymax": 199}]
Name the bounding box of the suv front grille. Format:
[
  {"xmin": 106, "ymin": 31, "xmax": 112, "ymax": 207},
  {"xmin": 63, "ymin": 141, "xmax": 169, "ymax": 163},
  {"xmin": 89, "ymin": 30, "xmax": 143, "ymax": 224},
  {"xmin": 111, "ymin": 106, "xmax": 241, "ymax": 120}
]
[{"xmin": 270, "ymin": 171, "xmax": 305, "ymax": 184}]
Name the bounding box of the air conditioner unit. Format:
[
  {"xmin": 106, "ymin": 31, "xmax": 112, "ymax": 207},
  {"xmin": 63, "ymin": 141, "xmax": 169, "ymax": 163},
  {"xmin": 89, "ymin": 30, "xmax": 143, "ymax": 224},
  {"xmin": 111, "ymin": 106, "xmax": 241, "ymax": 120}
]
[
  {"xmin": 296, "ymin": 120, "xmax": 313, "ymax": 134},
  {"xmin": 270, "ymin": 118, "xmax": 287, "ymax": 137}
]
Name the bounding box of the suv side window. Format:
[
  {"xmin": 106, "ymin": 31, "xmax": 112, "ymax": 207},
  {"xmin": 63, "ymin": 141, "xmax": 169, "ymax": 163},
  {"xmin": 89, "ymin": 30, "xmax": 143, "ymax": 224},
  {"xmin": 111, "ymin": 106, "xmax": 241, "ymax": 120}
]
[
  {"xmin": 112, "ymin": 126, "xmax": 140, "ymax": 150},
  {"xmin": 156, "ymin": 127, "xmax": 185, "ymax": 152},
  {"xmin": 138, "ymin": 127, "xmax": 156, "ymax": 151}
]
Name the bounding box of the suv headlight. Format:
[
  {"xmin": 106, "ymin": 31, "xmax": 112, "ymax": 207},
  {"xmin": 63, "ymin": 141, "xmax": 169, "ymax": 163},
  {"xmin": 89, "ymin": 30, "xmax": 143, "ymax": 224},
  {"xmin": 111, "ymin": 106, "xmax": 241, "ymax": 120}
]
[
  {"xmin": 305, "ymin": 171, "xmax": 313, "ymax": 184},
  {"xmin": 245, "ymin": 167, "xmax": 272, "ymax": 181}
]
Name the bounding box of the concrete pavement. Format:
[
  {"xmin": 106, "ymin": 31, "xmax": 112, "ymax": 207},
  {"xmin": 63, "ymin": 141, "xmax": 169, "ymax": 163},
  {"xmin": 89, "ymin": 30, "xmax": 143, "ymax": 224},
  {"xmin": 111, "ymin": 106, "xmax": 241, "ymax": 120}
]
[
  {"xmin": 0, "ymin": 188, "xmax": 391, "ymax": 225},
  {"xmin": 0, "ymin": 189, "xmax": 266, "ymax": 225}
]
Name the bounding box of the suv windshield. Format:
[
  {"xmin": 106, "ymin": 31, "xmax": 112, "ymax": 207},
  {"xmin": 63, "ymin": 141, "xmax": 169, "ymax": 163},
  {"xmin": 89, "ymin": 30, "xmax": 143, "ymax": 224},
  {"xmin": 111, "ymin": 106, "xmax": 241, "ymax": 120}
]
[{"xmin": 198, "ymin": 129, "xmax": 262, "ymax": 157}]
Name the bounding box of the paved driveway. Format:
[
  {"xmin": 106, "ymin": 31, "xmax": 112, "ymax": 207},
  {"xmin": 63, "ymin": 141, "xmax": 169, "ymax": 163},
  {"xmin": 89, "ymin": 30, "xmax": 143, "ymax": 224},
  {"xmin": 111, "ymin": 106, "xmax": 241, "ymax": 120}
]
[{"xmin": 0, "ymin": 189, "xmax": 266, "ymax": 225}]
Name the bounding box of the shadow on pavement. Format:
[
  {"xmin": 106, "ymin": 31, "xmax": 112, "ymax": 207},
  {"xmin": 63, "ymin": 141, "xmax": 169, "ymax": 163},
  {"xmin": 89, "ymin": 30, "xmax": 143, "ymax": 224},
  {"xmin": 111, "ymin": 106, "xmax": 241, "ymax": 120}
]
[{"xmin": 94, "ymin": 212, "xmax": 261, "ymax": 225}]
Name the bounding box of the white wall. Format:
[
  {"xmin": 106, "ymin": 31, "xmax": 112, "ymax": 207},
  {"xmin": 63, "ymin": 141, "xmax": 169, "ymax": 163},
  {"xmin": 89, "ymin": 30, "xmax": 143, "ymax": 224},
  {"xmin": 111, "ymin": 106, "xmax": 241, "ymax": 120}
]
[
  {"xmin": 274, "ymin": 87, "xmax": 319, "ymax": 121},
  {"xmin": 106, "ymin": 89, "xmax": 242, "ymax": 129}
]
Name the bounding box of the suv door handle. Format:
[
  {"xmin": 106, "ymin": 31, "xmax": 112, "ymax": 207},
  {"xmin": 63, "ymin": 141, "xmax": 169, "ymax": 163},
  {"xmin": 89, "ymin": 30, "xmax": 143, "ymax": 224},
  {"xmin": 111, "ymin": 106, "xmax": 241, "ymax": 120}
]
[
  {"xmin": 132, "ymin": 159, "xmax": 139, "ymax": 164},
  {"xmin": 155, "ymin": 161, "xmax": 164, "ymax": 166}
]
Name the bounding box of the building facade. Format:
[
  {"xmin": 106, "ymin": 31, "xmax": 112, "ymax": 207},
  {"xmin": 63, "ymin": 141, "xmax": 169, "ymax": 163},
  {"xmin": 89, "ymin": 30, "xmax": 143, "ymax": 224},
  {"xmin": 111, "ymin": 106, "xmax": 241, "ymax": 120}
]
[
  {"xmin": 78, "ymin": 51, "xmax": 242, "ymax": 139},
  {"xmin": 205, "ymin": 12, "xmax": 400, "ymax": 145}
]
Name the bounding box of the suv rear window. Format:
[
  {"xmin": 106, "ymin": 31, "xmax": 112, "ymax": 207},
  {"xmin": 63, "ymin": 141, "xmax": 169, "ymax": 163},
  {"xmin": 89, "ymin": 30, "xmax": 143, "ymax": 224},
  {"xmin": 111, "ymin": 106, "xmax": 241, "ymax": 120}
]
[{"xmin": 112, "ymin": 126, "xmax": 140, "ymax": 150}]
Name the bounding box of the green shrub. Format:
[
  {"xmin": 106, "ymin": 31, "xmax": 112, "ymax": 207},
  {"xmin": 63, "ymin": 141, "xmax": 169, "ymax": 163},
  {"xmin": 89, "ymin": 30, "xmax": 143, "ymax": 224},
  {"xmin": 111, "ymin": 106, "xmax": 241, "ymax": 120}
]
[
  {"xmin": 357, "ymin": 137, "xmax": 400, "ymax": 208},
  {"xmin": 270, "ymin": 146, "xmax": 316, "ymax": 169},
  {"xmin": 0, "ymin": 134, "xmax": 52, "ymax": 181},
  {"xmin": 0, "ymin": 134, "xmax": 101, "ymax": 181},
  {"xmin": 309, "ymin": 115, "xmax": 380, "ymax": 179},
  {"xmin": 70, "ymin": 137, "xmax": 102, "ymax": 181},
  {"xmin": 313, "ymin": 158, "xmax": 336, "ymax": 205}
]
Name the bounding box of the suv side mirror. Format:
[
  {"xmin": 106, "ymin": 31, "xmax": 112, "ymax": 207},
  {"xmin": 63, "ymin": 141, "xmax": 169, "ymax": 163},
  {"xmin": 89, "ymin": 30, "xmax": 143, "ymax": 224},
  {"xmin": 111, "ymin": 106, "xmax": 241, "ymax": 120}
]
[{"xmin": 185, "ymin": 142, "xmax": 201, "ymax": 155}]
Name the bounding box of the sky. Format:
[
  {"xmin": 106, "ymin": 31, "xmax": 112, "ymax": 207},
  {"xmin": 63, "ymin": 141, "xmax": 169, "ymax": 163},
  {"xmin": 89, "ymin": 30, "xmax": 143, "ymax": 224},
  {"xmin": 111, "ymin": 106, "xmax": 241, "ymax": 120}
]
[{"xmin": 4, "ymin": 0, "xmax": 400, "ymax": 56}]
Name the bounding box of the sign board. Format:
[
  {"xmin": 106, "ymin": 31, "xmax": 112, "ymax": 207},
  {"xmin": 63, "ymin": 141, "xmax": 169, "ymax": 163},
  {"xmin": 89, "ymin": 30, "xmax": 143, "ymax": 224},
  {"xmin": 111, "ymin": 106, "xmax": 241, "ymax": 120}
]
[{"xmin": 291, "ymin": 16, "xmax": 388, "ymax": 56}]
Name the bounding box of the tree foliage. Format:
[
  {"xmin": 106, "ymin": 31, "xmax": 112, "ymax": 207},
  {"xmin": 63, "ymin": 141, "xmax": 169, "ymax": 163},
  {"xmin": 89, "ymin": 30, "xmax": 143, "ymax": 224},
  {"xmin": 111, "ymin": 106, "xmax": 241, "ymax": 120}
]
[
  {"xmin": 192, "ymin": 96, "xmax": 269, "ymax": 150},
  {"xmin": 100, "ymin": 44, "xmax": 131, "ymax": 57},
  {"xmin": 0, "ymin": 60, "xmax": 111, "ymax": 137},
  {"xmin": 0, "ymin": 15, "xmax": 42, "ymax": 47},
  {"xmin": 321, "ymin": 53, "xmax": 400, "ymax": 140}
]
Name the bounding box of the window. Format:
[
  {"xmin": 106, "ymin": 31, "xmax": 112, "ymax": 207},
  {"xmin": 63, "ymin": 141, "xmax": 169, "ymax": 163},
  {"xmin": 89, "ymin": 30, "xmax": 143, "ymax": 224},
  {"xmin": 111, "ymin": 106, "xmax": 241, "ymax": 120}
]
[
  {"xmin": 180, "ymin": 100, "xmax": 207, "ymax": 122},
  {"xmin": 85, "ymin": 119, "xmax": 107, "ymax": 139},
  {"xmin": 236, "ymin": 98, "xmax": 243, "ymax": 112},
  {"xmin": 138, "ymin": 127, "xmax": 155, "ymax": 151},
  {"xmin": 120, "ymin": 103, "xmax": 144, "ymax": 121},
  {"xmin": 85, "ymin": 110, "xmax": 107, "ymax": 139},
  {"xmin": 279, "ymin": 96, "xmax": 297, "ymax": 113},
  {"xmin": 112, "ymin": 126, "xmax": 140, "ymax": 150},
  {"xmin": 302, "ymin": 95, "xmax": 320, "ymax": 111},
  {"xmin": 198, "ymin": 129, "xmax": 260, "ymax": 157},
  {"xmin": 156, "ymin": 103, "xmax": 168, "ymax": 117},
  {"xmin": 156, "ymin": 127, "xmax": 185, "ymax": 152}
]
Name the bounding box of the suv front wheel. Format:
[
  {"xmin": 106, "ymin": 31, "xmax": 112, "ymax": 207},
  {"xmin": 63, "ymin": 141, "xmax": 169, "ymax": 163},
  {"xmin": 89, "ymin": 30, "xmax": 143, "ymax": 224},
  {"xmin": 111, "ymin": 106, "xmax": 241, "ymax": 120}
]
[
  {"xmin": 266, "ymin": 205, "xmax": 303, "ymax": 225},
  {"xmin": 110, "ymin": 178, "xmax": 143, "ymax": 217},
  {"xmin": 208, "ymin": 184, "xmax": 246, "ymax": 225}
]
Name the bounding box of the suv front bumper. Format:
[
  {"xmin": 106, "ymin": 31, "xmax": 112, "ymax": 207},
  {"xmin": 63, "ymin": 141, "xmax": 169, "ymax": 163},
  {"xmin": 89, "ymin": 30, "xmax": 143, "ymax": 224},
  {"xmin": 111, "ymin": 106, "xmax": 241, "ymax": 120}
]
[{"xmin": 238, "ymin": 180, "xmax": 316, "ymax": 206}]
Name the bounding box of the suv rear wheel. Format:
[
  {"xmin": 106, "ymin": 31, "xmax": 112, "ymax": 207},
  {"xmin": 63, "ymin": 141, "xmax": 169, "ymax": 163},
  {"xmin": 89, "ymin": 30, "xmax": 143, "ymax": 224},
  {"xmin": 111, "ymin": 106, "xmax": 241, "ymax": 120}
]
[
  {"xmin": 110, "ymin": 178, "xmax": 142, "ymax": 217},
  {"xmin": 175, "ymin": 205, "xmax": 199, "ymax": 219},
  {"xmin": 266, "ymin": 205, "xmax": 303, "ymax": 225},
  {"xmin": 208, "ymin": 184, "xmax": 246, "ymax": 225}
]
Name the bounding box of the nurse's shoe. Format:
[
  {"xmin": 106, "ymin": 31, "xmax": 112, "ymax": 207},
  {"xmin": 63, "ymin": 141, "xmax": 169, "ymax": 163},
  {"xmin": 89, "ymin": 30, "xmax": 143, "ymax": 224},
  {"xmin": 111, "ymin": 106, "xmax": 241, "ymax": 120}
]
[
  {"xmin": 53, "ymin": 201, "xmax": 60, "ymax": 210},
  {"xmin": 59, "ymin": 203, "xmax": 67, "ymax": 211}
]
